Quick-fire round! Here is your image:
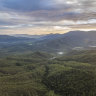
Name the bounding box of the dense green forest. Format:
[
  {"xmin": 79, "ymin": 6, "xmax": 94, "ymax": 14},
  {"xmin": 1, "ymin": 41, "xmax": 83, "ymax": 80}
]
[{"xmin": 0, "ymin": 50, "xmax": 96, "ymax": 96}]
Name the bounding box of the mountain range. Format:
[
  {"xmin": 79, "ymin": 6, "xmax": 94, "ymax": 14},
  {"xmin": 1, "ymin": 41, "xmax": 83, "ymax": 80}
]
[
  {"xmin": 0, "ymin": 31, "xmax": 96, "ymax": 56},
  {"xmin": 1, "ymin": 31, "xmax": 96, "ymax": 96}
]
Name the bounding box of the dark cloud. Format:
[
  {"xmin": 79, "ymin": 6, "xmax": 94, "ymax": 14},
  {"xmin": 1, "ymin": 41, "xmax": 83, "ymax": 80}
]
[
  {"xmin": 0, "ymin": 0, "xmax": 77, "ymax": 12},
  {"xmin": 0, "ymin": 0, "xmax": 95, "ymax": 20},
  {"xmin": 1, "ymin": 0, "xmax": 56, "ymax": 11}
]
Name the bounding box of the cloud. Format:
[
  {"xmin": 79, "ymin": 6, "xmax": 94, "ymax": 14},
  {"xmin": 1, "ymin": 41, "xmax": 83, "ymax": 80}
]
[
  {"xmin": 0, "ymin": 0, "xmax": 96, "ymax": 34},
  {"xmin": 1, "ymin": 0, "xmax": 57, "ymax": 11}
]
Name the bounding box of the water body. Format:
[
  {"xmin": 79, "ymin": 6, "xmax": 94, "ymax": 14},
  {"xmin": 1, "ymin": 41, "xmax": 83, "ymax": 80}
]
[{"xmin": 57, "ymin": 52, "xmax": 64, "ymax": 55}]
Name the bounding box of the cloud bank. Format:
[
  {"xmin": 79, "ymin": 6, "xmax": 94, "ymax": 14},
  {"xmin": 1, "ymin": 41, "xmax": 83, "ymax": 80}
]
[{"xmin": 0, "ymin": 0, "xmax": 96, "ymax": 34}]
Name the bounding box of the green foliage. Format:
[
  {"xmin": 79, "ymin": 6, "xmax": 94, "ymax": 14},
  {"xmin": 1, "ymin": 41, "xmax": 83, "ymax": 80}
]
[
  {"xmin": 44, "ymin": 69, "xmax": 96, "ymax": 96},
  {"xmin": 45, "ymin": 91, "xmax": 60, "ymax": 96},
  {"xmin": 0, "ymin": 50, "xmax": 96, "ymax": 96}
]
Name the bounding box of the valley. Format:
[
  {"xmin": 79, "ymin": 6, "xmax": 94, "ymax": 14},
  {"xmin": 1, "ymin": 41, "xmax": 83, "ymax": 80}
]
[
  {"xmin": 0, "ymin": 31, "xmax": 96, "ymax": 96},
  {"xmin": 1, "ymin": 31, "xmax": 96, "ymax": 57},
  {"xmin": 0, "ymin": 49, "xmax": 96, "ymax": 96},
  {"xmin": 0, "ymin": 0, "xmax": 95, "ymax": 95}
]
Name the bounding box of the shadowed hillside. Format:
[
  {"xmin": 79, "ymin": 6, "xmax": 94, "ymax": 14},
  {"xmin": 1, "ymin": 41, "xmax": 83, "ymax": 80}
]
[{"xmin": 0, "ymin": 31, "xmax": 96, "ymax": 56}]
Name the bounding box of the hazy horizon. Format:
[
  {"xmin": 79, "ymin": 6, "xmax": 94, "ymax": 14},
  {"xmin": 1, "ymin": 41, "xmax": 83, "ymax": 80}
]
[{"xmin": 0, "ymin": 30, "xmax": 96, "ymax": 36}]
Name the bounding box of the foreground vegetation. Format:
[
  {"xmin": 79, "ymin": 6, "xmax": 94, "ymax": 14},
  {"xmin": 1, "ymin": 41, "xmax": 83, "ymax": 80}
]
[{"xmin": 0, "ymin": 50, "xmax": 96, "ymax": 96}]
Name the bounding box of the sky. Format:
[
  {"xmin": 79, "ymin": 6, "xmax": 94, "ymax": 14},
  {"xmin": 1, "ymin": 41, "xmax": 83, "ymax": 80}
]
[{"xmin": 0, "ymin": 0, "xmax": 96, "ymax": 35}]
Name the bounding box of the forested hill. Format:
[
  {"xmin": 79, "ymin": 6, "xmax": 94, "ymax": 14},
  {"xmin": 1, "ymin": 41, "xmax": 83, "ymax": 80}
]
[
  {"xmin": 0, "ymin": 31, "xmax": 96, "ymax": 55},
  {"xmin": 0, "ymin": 50, "xmax": 96, "ymax": 96},
  {"xmin": 33, "ymin": 31, "xmax": 96, "ymax": 52}
]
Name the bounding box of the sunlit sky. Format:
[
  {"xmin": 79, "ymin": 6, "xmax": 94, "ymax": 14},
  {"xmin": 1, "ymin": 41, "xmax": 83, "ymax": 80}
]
[{"xmin": 0, "ymin": 0, "xmax": 96, "ymax": 35}]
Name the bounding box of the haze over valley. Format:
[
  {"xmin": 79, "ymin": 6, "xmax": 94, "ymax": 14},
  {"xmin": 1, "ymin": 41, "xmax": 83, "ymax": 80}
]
[
  {"xmin": 0, "ymin": 31, "xmax": 96, "ymax": 56},
  {"xmin": 0, "ymin": 0, "xmax": 96, "ymax": 96}
]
